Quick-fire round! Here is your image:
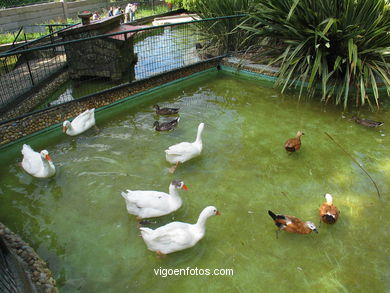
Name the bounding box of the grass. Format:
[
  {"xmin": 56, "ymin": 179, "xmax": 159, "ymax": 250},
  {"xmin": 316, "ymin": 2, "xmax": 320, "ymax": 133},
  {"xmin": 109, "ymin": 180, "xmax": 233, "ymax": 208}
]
[
  {"xmin": 0, "ymin": 19, "xmax": 77, "ymax": 46},
  {"xmin": 0, "ymin": 4, "xmax": 169, "ymax": 46},
  {"xmin": 135, "ymin": 4, "xmax": 169, "ymax": 19}
]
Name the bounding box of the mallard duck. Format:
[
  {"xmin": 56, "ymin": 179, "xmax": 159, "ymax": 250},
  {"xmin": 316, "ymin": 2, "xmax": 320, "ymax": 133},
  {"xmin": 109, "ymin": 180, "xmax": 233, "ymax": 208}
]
[
  {"xmin": 284, "ymin": 131, "xmax": 304, "ymax": 152},
  {"xmin": 153, "ymin": 117, "xmax": 180, "ymax": 131},
  {"xmin": 165, "ymin": 122, "xmax": 204, "ymax": 173},
  {"xmin": 268, "ymin": 210, "xmax": 318, "ymax": 234},
  {"xmin": 63, "ymin": 108, "xmax": 96, "ymax": 136},
  {"xmin": 352, "ymin": 116, "xmax": 384, "ymax": 128},
  {"xmin": 121, "ymin": 180, "xmax": 188, "ymax": 219},
  {"xmin": 140, "ymin": 206, "xmax": 220, "ymax": 255},
  {"xmin": 21, "ymin": 144, "xmax": 56, "ymax": 178},
  {"xmin": 319, "ymin": 193, "xmax": 340, "ymax": 224},
  {"xmin": 153, "ymin": 104, "xmax": 180, "ymax": 115}
]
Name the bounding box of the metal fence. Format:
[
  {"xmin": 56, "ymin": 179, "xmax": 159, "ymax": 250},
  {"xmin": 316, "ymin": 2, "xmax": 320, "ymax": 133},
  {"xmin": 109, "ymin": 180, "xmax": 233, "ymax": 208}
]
[
  {"xmin": 0, "ymin": 0, "xmax": 55, "ymax": 9},
  {"xmin": 0, "ymin": 240, "xmax": 19, "ymax": 293},
  {"xmin": 0, "ymin": 15, "xmax": 241, "ymax": 122},
  {"xmin": 0, "ymin": 0, "xmax": 166, "ymax": 10},
  {"xmin": 0, "ymin": 237, "xmax": 36, "ymax": 293}
]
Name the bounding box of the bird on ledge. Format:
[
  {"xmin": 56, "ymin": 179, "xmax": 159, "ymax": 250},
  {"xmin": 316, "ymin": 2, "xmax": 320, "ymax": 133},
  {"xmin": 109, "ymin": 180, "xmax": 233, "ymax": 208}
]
[{"xmin": 284, "ymin": 131, "xmax": 304, "ymax": 152}]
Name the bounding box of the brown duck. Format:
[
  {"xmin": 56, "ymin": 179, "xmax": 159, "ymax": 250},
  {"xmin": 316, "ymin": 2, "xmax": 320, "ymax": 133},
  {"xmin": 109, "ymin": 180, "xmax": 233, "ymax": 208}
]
[
  {"xmin": 319, "ymin": 193, "xmax": 340, "ymax": 224},
  {"xmin": 268, "ymin": 210, "xmax": 318, "ymax": 234},
  {"xmin": 153, "ymin": 104, "xmax": 180, "ymax": 115},
  {"xmin": 352, "ymin": 116, "xmax": 384, "ymax": 128},
  {"xmin": 284, "ymin": 131, "xmax": 304, "ymax": 152},
  {"xmin": 153, "ymin": 117, "xmax": 180, "ymax": 131}
]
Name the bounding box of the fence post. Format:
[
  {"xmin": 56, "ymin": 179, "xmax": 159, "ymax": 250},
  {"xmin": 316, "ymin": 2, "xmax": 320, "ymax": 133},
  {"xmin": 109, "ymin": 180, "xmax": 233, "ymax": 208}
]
[
  {"xmin": 23, "ymin": 34, "xmax": 35, "ymax": 86},
  {"xmin": 61, "ymin": 0, "xmax": 69, "ymax": 21}
]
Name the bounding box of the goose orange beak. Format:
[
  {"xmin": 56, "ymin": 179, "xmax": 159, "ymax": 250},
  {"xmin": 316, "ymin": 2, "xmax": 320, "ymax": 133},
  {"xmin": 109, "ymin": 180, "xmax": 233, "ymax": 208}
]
[
  {"xmin": 216, "ymin": 211, "xmax": 221, "ymax": 216},
  {"xmin": 45, "ymin": 154, "xmax": 52, "ymax": 161},
  {"xmin": 182, "ymin": 184, "xmax": 188, "ymax": 191},
  {"xmin": 62, "ymin": 126, "xmax": 67, "ymax": 132}
]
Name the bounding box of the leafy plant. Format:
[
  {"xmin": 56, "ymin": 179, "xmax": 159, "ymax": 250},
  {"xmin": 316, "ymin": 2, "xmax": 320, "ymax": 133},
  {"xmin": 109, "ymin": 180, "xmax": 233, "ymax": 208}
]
[
  {"xmin": 189, "ymin": 0, "xmax": 257, "ymax": 53},
  {"xmin": 241, "ymin": 0, "xmax": 390, "ymax": 109},
  {"xmin": 135, "ymin": 4, "xmax": 169, "ymax": 19}
]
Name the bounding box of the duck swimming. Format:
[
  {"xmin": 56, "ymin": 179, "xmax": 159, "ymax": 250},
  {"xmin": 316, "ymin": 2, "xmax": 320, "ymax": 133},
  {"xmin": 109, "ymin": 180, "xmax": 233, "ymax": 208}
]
[
  {"xmin": 268, "ymin": 210, "xmax": 318, "ymax": 234},
  {"xmin": 153, "ymin": 117, "xmax": 180, "ymax": 131},
  {"xmin": 352, "ymin": 116, "xmax": 384, "ymax": 128},
  {"xmin": 140, "ymin": 206, "xmax": 220, "ymax": 255},
  {"xmin": 165, "ymin": 122, "xmax": 204, "ymax": 173},
  {"xmin": 121, "ymin": 180, "xmax": 188, "ymax": 219},
  {"xmin": 21, "ymin": 144, "xmax": 56, "ymax": 178},
  {"xmin": 153, "ymin": 104, "xmax": 180, "ymax": 115},
  {"xmin": 284, "ymin": 131, "xmax": 304, "ymax": 152},
  {"xmin": 63, "ymin": 108, "xmax": 96, "ymax": 136},
  {"xmin": 319, "ymin": 193, "xmax": 340, "ymax": 224}
]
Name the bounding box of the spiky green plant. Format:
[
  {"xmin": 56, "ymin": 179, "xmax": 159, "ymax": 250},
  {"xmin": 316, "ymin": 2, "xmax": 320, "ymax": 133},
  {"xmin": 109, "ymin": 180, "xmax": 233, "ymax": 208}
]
[
  {"xmin": 189, "ymin": 0, "xmax": 257, "ymax": 52},
  {"xmin": 241, "ymin": 0, "xmax": 390, "ymax": 109}
]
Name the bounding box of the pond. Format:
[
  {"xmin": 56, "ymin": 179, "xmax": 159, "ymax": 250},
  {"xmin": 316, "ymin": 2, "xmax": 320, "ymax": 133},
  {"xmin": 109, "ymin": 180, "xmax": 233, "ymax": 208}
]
[{"xmin": 1, "ymin": 69, "xmax": 389, "ymax": 292}]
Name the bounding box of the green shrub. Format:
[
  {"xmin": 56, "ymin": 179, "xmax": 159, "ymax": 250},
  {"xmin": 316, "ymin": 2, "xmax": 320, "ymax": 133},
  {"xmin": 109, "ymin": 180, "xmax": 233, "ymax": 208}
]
[
  {"xmin": 241, "ymin": 0, "xmax": 390, "ymax": 109},
  {"xmin": 189, "ymin": 0, "xmax": 257, "ymax": 52}
]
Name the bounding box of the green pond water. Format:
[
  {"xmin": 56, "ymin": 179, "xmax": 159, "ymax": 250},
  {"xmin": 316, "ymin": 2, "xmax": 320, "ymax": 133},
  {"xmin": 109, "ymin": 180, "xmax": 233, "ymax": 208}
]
[{"xmin": 0, "ymin": 69, "xmax": 389, "ymax": 292}]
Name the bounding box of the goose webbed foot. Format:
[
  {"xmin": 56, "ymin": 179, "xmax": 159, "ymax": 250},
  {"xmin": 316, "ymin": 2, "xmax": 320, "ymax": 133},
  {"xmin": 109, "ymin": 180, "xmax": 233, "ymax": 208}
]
[
  {"xmin": 156, "ymin": 250, "xmax": 166, "ymax": 258},
  {"xmin": 168, "ymin": 162, "xmax": 179, "ymax": 174}
]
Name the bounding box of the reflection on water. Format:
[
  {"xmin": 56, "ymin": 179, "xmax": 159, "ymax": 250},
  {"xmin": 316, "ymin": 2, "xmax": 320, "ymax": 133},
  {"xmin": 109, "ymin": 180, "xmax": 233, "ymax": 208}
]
[
  {"xmin": 134, "ymin": 26, "xmax": 200, "ymax": 79},
  {"xmin": 38, "ymin": 26, "xmax": 200, "ymax": 110},
  {"xmin": 48, "ymin": 87, "xmax": 74, "ymax": 107},
  {"xmin": 1, "ymin": 71, "xmax": 389, "ymax": 292}
]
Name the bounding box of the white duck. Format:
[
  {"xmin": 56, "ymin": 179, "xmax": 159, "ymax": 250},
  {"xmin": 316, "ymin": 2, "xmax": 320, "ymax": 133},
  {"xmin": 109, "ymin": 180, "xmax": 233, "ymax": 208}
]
[
  {"xmin": 140, "ymin": 206, "xmax": 220, "ymax": 255},
  {"xmin": 21, "ymin": 144, "xmax": 56, "ymax": 178},
  {"xmin": 63, "ymin": 108, "xmax": 96, "ymax": 136},
  {"xmin": 121, "ymin": 180, "xmax": 188, "ymax": 219},
  {"xmin": 165, "ymin": 122, "xmax": 204, "ymax": 173}
]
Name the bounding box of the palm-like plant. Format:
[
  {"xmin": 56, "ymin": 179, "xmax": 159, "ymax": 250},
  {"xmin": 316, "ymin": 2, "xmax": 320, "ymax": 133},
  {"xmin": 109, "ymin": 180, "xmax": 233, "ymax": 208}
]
[
  {"xmin": 241, "ymin": 0, "xmax": 390, "ymax": 109},
  {"xmin": 190, "ymin": 0, "xmax": 257, "ymax": 52}
]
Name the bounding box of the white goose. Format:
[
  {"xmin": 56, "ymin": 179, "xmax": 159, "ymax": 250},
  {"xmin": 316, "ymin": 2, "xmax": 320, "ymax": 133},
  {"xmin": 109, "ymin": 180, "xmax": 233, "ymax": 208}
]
[
  {"xmin": 140, "ymin": 206, "xmax": 220, "ymax": 255},
  {"xmin": 121, "ymin": 180, "xmax": 188, "ymax": 219},
  {"xmin": 21, "ymin": 144, "xmax": 56, "ymax": 178},
  {"xmin": 63, "ymin": 108, "xmax": 96, "ymax": 136},
  {"xmin": 165, "ymin": 122, "xmax": 204, "ymax": 173}
]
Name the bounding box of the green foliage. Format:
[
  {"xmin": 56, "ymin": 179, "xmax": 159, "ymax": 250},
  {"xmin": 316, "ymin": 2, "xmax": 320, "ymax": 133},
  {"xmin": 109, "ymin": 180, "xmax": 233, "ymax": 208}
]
[
  {"xmin": 189, "ymin": 0, "xmax": 257, "ymax": 52},
  {"xmin": 165, "ymin": 0, "xmax": 182, "ymax": 8},
  {"xmin": 0, "ymin": 19, "xmax": 75, "ymax": 45},
  {"xmin": 165, "ymin": 0, "xmax": 195, "ymax": 10},
  {"xmin": 241, "ymin": 0, "xmax": 390, "ymax": 109},
  {"xmin": 135, "ymin": 4, "xmax": 169, "ymax": 18}
]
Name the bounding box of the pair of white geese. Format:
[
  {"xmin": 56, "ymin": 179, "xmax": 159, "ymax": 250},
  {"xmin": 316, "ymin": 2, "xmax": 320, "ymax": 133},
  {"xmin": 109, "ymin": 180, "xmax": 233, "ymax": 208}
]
[
  {"xmin": 21, "ymin": 108, "xmax": 219, "ymax": 255},
  {"xmin": 21, "ymin": 108, "xmax": 96, "ymax": 178}
]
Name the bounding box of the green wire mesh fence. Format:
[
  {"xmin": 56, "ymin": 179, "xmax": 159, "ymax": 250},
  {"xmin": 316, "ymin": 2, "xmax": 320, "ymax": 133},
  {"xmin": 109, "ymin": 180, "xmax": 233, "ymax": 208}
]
[
  {"xmin": 0, "ymin": 0, "xmax": 153, "ymax": 9},
  {"xmin": 0, "ymin": 15, "xmax": 243, "ymax": 122},
  {"xmin": 0, "ymin": 0, "xmax": 55, "ymax": 9}
]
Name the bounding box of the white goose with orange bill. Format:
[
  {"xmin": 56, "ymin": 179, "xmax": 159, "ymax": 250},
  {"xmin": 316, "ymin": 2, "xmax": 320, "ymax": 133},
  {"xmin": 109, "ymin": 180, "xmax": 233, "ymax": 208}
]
[
  {"xmin": 121, "ymin": 180, "xmax": 188, "ymax": 219},
  {"xmin": 21, "ymin": 144, "xmax": 56, "ymax": 178}
]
